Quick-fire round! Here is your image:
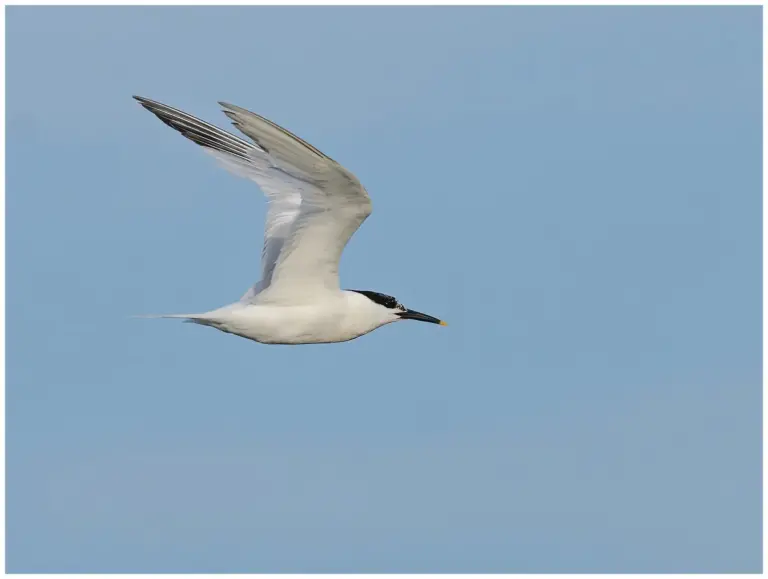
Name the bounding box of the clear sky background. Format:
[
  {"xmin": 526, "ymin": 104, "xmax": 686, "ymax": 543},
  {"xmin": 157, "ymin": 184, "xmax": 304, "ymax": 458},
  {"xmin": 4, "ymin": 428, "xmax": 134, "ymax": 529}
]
[{"xmin": 6, "ymin": 6, "xmax": 762, "ymax": 573}]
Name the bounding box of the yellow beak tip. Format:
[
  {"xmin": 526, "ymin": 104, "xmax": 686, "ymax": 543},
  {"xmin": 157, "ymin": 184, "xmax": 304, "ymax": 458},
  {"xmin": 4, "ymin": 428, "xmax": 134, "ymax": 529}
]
[{"xmin": 439, "ymin": 320, "xmax": 448, "ymax": 326}]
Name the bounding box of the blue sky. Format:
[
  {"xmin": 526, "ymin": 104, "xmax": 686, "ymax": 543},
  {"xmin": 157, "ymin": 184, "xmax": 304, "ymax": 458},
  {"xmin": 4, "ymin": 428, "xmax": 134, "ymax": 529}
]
[{"xmin": 6, "ymin": 6, "xmax": 761, "ymax": 573}]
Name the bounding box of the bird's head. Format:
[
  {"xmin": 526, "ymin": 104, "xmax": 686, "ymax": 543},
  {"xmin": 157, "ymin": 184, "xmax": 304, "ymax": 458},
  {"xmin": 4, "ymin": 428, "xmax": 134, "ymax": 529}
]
[{"xmin": 347, "ymin": 290, "xmax": 447, "ymax": 328}]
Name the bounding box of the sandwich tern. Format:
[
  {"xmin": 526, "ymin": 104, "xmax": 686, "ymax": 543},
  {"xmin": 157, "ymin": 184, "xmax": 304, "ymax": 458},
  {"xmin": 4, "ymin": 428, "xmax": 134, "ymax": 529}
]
[{"xmin": 134, "ymin": 96, "xmax": 446, "ymax": 344}]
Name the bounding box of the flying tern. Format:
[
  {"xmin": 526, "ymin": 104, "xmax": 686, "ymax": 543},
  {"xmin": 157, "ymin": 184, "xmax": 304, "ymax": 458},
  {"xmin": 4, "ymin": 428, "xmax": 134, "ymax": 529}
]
[{"xmin": 134, "ymin": 96, "xmax": 446, "ymax": 344}]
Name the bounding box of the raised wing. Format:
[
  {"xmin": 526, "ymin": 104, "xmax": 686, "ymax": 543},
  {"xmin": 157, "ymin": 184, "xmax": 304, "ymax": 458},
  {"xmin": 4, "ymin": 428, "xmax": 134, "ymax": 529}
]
[
  {"xmin": 134, "ymin": 97, "xmax": 371, "ymax": 302},
  {"xmin": 218, "ymin": 102, "xmax": 372, "ymax": 302}
]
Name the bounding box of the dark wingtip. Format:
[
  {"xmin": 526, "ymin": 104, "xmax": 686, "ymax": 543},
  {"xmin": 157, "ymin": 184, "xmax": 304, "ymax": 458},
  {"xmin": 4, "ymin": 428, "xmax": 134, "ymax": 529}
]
[
  {"xmin": 131, "ymin": 95, "xmax": 255, "ymax": 161},
  {"xmin": 133, "ymin": 96, "xmax": 165, "ymax": 110},
  {"xmin": 133, "ymin": 95, "xmax": 158, "ymax": 111}
]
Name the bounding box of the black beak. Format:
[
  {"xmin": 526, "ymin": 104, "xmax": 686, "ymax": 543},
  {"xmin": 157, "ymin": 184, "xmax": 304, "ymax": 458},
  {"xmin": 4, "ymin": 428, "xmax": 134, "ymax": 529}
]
[{"xmin": 397, "ymin": 309, "xmax": 447, "ymax": 326}]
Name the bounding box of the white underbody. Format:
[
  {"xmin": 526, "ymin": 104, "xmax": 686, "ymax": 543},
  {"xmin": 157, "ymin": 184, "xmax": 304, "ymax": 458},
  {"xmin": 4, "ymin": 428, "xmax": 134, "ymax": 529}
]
[{"xmin": 178, "ymin": 290, "xmax": 399, "ymax": 345}]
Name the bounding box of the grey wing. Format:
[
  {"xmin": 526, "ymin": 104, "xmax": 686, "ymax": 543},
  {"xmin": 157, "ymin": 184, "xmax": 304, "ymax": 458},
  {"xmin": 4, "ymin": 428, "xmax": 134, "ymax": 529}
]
[
  {"xmin": 134, "ymin": 96, "xmax": 323, "ymax": 300},
  {"xmin": 218, "ymin": 102, "xmax": 372, "ymax": 302}
]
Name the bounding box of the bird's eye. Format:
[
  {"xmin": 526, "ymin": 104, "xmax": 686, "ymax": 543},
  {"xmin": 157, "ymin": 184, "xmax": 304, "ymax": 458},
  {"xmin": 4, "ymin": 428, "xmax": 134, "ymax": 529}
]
[{"xmin": 396, "ymin": 302, "xmax": 406, "ymax": 311}]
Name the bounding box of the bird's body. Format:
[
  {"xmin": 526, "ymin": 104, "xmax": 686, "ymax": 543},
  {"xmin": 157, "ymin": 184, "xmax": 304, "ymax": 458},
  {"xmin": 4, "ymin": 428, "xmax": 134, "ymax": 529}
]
[
  {"xmin": 134, "ymin": 96, "xmax": 445, "ymax": 344},
  {"xmin": 174, "ymin": 290, "xmax": 398, "ymax": 345}
]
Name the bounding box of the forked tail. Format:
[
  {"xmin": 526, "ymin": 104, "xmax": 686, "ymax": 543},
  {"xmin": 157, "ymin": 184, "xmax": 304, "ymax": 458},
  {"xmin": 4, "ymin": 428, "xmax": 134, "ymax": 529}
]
[
  {"xmin": 132, "ymin": 313, "xmax": 202, "ymax": 321},
  {"xmin": 132, "ymin": 313, "xmax": 218, "ymax": 328}
]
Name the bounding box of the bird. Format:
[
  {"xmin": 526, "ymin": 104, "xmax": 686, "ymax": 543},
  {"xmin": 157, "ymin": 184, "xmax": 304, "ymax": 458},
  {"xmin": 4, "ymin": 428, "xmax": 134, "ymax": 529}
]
[{"xmin": 133, "ymin": 96, "xmax": 446, "ymax": 345}]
